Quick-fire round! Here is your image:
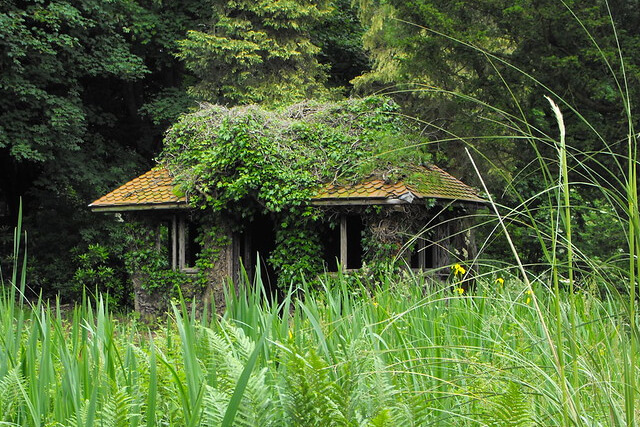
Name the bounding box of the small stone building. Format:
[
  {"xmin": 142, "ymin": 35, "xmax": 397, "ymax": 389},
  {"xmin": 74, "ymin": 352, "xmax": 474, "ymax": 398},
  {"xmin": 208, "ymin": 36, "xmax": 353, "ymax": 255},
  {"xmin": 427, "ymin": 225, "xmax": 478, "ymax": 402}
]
[{"xmin": 90, "ymin": 164, "xmax": 484, "ymax": 315}]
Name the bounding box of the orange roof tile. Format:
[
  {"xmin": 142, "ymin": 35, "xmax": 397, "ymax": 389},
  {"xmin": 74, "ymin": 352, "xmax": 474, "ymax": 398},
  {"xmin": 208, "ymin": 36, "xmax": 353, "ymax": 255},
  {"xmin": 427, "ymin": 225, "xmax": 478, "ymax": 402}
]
[
  {"xmin": 90, "ymin": 164, "xmax": 484, "ymax": 212},
  {"xmin": 315, "ymin": 180, "xmax": 414, "ymax": 199},
  {"xmin": 313, "ymin": 164, "xmax": 484, "ymax": 204},
  {"xmin": 89, "ymin": 168, "xmax": 187, "ymax": 211}
]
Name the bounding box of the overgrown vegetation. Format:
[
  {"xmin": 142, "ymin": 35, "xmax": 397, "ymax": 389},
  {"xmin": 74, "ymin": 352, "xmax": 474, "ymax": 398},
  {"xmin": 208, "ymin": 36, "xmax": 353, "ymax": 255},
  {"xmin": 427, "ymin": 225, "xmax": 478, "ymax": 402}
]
[
  {"xmin": 2, "ymin": 0, "xmax": 639, "ymax": 424},
  {"xmin": 0, "ymin": 0, "xmax": 367, "ymax": 299},
  {"xmin": 159, "ymin": 96, "xmax": 435, "ymax": 285},
  {"xmin": 1, "ymin": 251, "xmax": 636, "ymax": 425}
]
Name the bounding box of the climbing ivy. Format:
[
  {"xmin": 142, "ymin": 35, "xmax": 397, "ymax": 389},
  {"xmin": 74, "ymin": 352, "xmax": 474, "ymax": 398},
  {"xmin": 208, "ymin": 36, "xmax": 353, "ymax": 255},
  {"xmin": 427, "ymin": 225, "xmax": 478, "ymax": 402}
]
[
  {"xmin": 159, "ymin": 96, "xmax": 434, "ymax": 286},
  {"xmin": 122, "ymin": 218, "xmax": 211, "ymax": 297}
]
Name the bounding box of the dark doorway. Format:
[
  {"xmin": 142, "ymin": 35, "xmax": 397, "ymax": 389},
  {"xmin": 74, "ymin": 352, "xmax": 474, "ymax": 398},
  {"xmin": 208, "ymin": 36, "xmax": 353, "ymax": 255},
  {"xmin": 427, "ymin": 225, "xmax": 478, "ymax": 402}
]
[
  {"xmin": 320, "ymin": 222, "xmax": 340, "ymax": 272},
  {"xmin": 346, "ymin": 215, "xmax": 364, "ymax": 269},
  {"xmin": 242, "ymin": 213, "xmax": 278, "ymax": 297},
  {"xmin": 410, "ymin": 237, "xmax": 434, "ymax": 269}
]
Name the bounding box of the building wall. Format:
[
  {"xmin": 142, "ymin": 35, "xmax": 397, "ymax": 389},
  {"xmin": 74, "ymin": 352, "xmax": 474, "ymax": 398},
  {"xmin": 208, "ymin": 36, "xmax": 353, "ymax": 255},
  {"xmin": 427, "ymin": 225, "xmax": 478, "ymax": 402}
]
[
  {"xmin": 127, "ymin": 204, "xmax": 478, "ymax": 317},
  {"xmin": 126, "ymin": 211, "xmax": 235, "ymax": 318}
]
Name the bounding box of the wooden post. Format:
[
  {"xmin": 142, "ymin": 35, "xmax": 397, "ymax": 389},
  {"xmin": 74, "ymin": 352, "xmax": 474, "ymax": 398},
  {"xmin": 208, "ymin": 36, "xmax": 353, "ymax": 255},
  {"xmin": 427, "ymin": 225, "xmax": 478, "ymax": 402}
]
[
  {"xmin": 243, "ymin": 232, "xmax": 252, "ymax": 281},
  {"xmin": 155, "ymin": 224, "xmax": 162, "ymax": 252},
  {"xmin": 340, "ymin": 215, "xmax": 347, "ymax": 271},
  {"xmin": 178, "ymin": 217, "xmax": 185, "ymax": 270},
  {"xmin": 417, "ymin": 237, "xmax": 426, "ymax": 269},
  {"xmin": 232, "ymin": 233, "xmax": 240, "ymax": 285},
  {"xmin": 171, "ymin": 215, "xmax": 177, "ymax": 270},
  {"xmin": 434, "ymin": 217, "xmax": 451, "ymax": 279}
]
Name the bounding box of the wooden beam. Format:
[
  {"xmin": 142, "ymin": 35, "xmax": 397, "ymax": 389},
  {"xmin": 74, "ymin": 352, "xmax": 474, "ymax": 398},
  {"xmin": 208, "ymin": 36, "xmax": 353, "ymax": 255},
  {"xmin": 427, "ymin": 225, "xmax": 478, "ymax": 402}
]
[
  {"xmin": 311, "ymin": 198, "xmax": 408, "ymax": 206},
  {"xmin": 90, "ymin": 203, "xmax": 189, "ymax": 212},
  {"xmin": 171, "ymin": 215, "xmax": 177, "ymax": 270},
  {"xmin": 310, "ymin": 198, "xmax": 487, "ymax": 208},
  {"xmin": 178, "ymin": 216, "xmax": 185, "ymax": 270},
  {"xmin": 418, "ymin": 238, "xmax": 426, "ymax": 269},
  {"xmin": 340, "ymin": 215, "xmax": 347, "ymax": 271}
]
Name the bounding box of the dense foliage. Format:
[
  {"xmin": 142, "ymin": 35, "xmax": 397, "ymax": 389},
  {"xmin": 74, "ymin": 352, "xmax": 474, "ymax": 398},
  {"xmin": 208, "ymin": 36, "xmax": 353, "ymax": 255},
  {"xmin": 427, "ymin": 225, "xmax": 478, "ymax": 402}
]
[
  {"xmin": 0, "ymin": 0, "xmax": 635, "ymax": 306},
  {"xmin": 161, "ymin": 97, "xmax": 428, "ymax": 211},
  {"xmin": 0, "ymin": 0, "xmax": 211, "ymax": 298},
  {"xmin": 353, "ymin": 0, "xmax": 639, "ymax": 266},
  {"xmin": 0, "ymin": 0, "xmax": 367, "ymax": 300},
  {"xmin": 1, "ymin": 1, "xmax": 639, "ymax": 424},
  {"xmin": 177, "ymin": 0, "xmax": 333, "ymax": 105},
  {"xmin": 160, "ymin": 96, "xmax": 432, "ymax": 285}
]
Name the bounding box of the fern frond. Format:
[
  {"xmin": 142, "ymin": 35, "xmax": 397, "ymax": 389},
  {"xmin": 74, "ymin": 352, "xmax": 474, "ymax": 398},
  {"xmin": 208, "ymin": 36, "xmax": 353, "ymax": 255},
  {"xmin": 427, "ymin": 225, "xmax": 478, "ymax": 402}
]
[
  {"xmin": 219, "ymin": 320, "xmax": 255, "ymax": 362},
  {"xmin": 0, "ymin": 366, "xmax": 26, "ymax": 423},
  {"xmin": 65, "ymin": 398, "xmax": 91, "ymax": 427},
  {"xmin": 198, "ymin": 325, "xmax": 275, "ymax": 426},
  {"xmin": 97, "ymin": 388, "xmax": 139, "ymax": 427},
  {"xmin": 231, "ymin": 366, "xmax": 274, "ymax": 427},
  {"xmin": 201, "ymin": 385, "xmax": 227, "ymax": 427},
  {"xmin": 280, "ymin": 348, "xmax": 349, "ymax": 426},
  {"xmin": 480, "ymin": 381, "xmax": 532, "ymax": 427}
]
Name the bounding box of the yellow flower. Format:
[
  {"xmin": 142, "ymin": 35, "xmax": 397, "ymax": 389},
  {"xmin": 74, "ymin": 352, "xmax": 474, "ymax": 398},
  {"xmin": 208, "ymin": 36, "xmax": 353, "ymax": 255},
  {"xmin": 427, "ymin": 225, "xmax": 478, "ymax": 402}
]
[
  {"xmin": 525, "ymin": 289, "xmax": 533, "ymax": 304},
  {"xmin": 495, "ymin": 277, "xmax": 504, "ymax": 286},
  {"xmin": 372, "ymin": 301, "xmax": 379, "ymax": 308},
  {"xmin": 452, "ymin": 263, "xmax": 466, "ymax": 276},
  {"xmin": 455, "ymin": 287, "xmax": 465, "ymax": 295},
  {"xmin": 288, "ymin": 330, "xmax": 293, "ymax": 340}
]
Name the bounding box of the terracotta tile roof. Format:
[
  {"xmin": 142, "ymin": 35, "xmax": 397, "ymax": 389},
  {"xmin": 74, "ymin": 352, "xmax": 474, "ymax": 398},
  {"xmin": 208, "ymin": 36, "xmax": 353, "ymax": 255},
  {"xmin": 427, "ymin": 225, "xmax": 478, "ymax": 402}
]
[
  {"xmin": 89, "ymin": 168, "xmax": 187, "ymax": 211},
  {"xmin": 313, "ymin": 164, "xmax": 484, "ymax": 204},
  {"xmin": 90, "ymin": 164, "xmax": 484, "ymax": 212},
  {"xmin": 315, "ymin": 180, "xmax": 414, "ymax": 200}
]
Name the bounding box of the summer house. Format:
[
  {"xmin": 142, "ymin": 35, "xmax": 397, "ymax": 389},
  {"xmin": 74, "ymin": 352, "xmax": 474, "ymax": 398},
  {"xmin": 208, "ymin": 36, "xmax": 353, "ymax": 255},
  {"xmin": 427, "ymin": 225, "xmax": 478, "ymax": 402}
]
[{"xmin": 90, "ymin": 164, "xmax": 484, "ymax": 316}]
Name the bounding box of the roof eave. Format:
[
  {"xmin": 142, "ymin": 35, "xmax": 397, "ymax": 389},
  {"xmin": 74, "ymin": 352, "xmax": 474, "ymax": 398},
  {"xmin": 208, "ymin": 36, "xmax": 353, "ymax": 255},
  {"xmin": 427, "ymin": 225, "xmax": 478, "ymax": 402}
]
[
  {"xmin": 311, "ymin": 197, "xmax": 486, "ymax": 207},
  {"xmin": 311, "ymin": 198, "xmax": 411, "ymax": 206},
  {"xmin": 89, "ymin": 203, "xmax": 190, "ymax": 212}
]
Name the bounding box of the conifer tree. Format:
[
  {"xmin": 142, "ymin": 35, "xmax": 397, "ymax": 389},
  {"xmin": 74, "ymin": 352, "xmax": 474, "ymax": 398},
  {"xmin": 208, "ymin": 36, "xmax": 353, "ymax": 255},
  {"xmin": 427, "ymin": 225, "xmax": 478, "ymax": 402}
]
[{"xmin": 177, "ymin": 0, "xmax": 333, "ymax": 105}]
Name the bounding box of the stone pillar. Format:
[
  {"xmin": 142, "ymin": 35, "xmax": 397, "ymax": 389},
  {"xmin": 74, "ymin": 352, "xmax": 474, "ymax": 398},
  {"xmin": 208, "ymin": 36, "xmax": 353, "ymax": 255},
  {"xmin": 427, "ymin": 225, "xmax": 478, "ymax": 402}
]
[
  {"xmin": 132, "ymin": 272, "xmax": 167, "ymax": 321},
  {"xmin": 201, "ymin": 219, "xmax": 235, "ymax": 314}
]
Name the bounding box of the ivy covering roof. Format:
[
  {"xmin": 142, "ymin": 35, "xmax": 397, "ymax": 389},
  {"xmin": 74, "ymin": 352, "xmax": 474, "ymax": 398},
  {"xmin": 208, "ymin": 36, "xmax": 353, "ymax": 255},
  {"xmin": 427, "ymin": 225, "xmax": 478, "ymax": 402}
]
[
  {"xmin": 91, "ymin": 97, "xmax": 485, "ymax": 213},
  {"xmin": 90, "ymin": 164, "xmax": 483, "ymax": 211}
]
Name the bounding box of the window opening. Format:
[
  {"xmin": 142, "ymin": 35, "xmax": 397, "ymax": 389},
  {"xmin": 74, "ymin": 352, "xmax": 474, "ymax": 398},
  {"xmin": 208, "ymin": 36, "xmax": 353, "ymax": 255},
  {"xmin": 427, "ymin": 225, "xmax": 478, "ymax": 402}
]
[
  {"xmin": 184, "ymin": 219, "xmax": 200, "ymax": 269},
  {"xmin": 156, "ymin": 221, "xmax": 172, "ymax": 268},
  {"xmin": 345, "ymin": 215, "xmax": 364, "ymax": 270},
  {"xmin": 410, "ymin": 237, "xmax": 434, "ymax": 269},
  {"xmin": 319, "ymin": 222, "xmax": 340, "ymax": 272},
  {"xmin": 166, "ymin": 215, "xmax": 199, "ymax": 272}
]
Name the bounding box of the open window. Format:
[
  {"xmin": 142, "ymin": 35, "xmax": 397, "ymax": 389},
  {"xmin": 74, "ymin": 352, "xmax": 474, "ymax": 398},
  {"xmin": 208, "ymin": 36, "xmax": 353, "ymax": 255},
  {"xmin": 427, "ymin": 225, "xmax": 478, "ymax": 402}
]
[
  {"xmin": 321, "ymin": 214, "xmax": 364, "ymax": 272},
  {"xmin": 409, "ymin": 236, "xmax": 434, "ymax": 270},
  {"xmin": 177, "ymin": 216, "xmax": 200, "ymax": 271},
  {"xmin": 156, "ymin": 215, "xmax": 200, "ymax": 273}
]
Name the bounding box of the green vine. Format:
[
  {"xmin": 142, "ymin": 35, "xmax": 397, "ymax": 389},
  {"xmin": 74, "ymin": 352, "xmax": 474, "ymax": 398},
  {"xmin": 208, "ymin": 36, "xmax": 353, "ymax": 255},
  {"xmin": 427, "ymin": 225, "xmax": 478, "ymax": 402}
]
[
  {"xmin": 159, "ymin": 96, "xmax": 436, "ymax": 288},
  {"xmin": 269, "ymin": 212, "xmax": 324, "ymax": 286},
  {"xmin": 122, "ymin": 217, "xmax": 219, "ymax": 296}
]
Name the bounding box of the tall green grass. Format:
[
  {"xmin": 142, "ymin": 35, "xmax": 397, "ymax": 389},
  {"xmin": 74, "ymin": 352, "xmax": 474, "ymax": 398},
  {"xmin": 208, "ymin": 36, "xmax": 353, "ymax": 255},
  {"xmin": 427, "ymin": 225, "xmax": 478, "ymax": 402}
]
[
  {"xmin": 382, "ymin": 3, "xmax": 640, "ymax": 424},
  {"xmin": 0, "ymin": 234, "xmax": 636, "ymax": 425}
]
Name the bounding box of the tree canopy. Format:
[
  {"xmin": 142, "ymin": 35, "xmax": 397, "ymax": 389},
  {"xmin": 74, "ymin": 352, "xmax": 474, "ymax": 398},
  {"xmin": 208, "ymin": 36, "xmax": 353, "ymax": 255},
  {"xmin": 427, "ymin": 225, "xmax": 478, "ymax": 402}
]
[
  {"xmin": 177, "ymin": 0, "xmax": 335, "ymax": 105},
  {"xmin": 0, "ymin": 0, "xmax": 636, "ymax": 300},
  {"xmin": 355, "ymin": 0, "xmax": 640, "ymax": 179}
]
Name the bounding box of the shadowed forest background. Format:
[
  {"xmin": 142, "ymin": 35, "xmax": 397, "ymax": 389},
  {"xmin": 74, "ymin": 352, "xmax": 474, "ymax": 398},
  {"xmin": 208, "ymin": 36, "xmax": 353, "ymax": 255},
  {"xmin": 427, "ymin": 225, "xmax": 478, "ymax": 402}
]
[
  {"xmin": 2, "ymin": 1, "xmax": 640, "ymax": 425},
  {"xmin": 0, "ymin": 0, "xmax": 637, "ymax": 303}
]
